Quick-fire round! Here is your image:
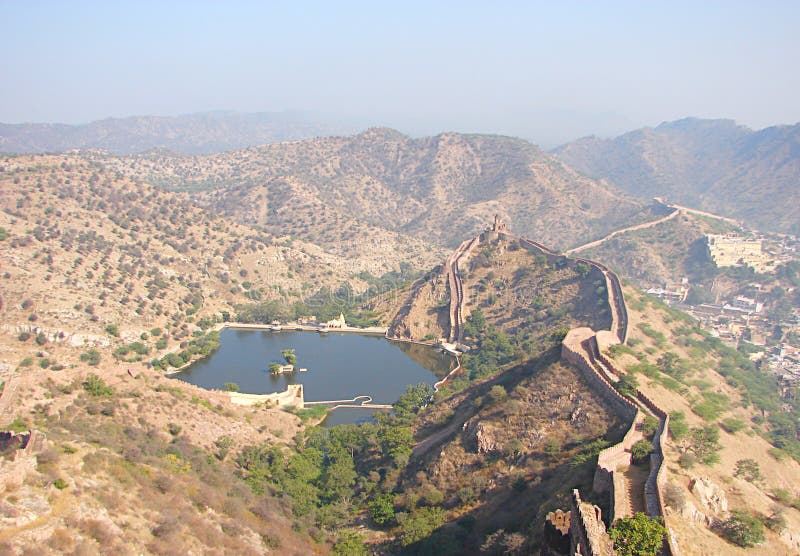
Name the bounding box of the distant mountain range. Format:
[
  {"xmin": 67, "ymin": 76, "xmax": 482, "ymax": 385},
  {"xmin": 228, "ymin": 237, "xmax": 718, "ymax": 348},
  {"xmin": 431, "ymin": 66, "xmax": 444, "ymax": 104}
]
[
  {"xmin": 553, "ymin": 118, "xmax": 800, "ymax": 234},
  {"xmin": 0, "ymin": 111, "xmax": 361, "ymax": 155}
]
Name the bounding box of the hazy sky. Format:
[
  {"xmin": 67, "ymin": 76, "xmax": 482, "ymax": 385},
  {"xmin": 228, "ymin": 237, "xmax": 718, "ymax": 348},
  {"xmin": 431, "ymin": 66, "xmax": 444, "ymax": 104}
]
[{"xmin": 2, "ymin": 1, "xmax": 798, "ymax": 145}]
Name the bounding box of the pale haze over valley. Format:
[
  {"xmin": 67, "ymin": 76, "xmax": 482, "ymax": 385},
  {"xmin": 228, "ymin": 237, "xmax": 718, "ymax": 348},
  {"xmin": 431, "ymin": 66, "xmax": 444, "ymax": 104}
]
[{"xmin": 2, "ymin": 1, "xmax": 799, "ymax": 146}]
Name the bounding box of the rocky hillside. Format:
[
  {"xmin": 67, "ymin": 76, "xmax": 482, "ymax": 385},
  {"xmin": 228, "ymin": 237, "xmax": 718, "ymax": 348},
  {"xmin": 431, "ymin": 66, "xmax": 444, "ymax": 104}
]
[
  {"xmin": 0, "ymin": 154, "xmax": 438, "ymax": 375},
  {"xmin": 607, "ymin": 288, "xmax": 800, "ymax": 554},
  {"xmin": 93, "ymin": 128, "xmax": 648, "ymax": 251},
  {"xmin": 370, "ymin": 232, "xmax": 627, "ymax": 553},
  {"xmin": 553, "ymin": 118, "xmax": 800, "ymax": 234},
  {"xmin": 0, "ymin": 111, "xmax": 360, "ymax": 155}
]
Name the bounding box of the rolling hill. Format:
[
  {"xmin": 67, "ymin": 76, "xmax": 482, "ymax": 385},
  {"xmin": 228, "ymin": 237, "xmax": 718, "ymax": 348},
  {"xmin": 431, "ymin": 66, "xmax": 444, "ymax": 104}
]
[
  {"xmin": 553, "ymin": 118, "xmax": 800, "ymax": 234},
  {"xmin": 92, "ymin": 128, "xmax": 650, "ymax": 252}
]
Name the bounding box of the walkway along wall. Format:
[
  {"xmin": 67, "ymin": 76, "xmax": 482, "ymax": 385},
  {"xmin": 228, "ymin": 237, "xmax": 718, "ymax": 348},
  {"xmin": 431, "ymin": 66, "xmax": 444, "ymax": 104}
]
[{"xmin": 417, "ymin": 222, "xmax": 674, "ymax": 554}]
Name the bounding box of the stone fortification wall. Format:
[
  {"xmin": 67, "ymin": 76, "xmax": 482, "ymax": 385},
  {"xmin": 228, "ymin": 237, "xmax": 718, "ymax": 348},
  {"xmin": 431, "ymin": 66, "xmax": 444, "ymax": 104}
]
[
  {"xmin": 229, "ymin": 384, "xmax": 304, "ymax": 408},
  {"xmin": 570, "ymin": 490, "xmax": 616, "ymax": 556},
  {"xmin": 0, "ymin": 429, "xmax": 46, "ymax": 493},
  {"xmin": 572, "ymin": 256, "xmax": 629, "ymax": 343},
  {"xmin": 445, "ymin": 236, "xmax": 481, "ymax": 342},
  {"xmin": 561, "ymin": 329, "xmax": 637, "ymax": 422}
]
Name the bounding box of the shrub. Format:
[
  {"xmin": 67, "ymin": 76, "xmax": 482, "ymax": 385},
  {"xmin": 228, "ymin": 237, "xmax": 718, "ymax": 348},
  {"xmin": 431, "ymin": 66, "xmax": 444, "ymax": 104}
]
[
  {"xmin": 80, "ymin": 349, "xmax": 101, "ymax": 366},
  {"xmin": 720, "ymin": 417, "xmax": 746, "ymax": 434},
  {"xmin": 668, "ymin": 412, "xmax": 689, "ymax": 441},
  {"xmin": 734, "ymin": 459, "xmax": 762, "ymax": 483},
  {"xmin": 18, "ymin": 331, "xmax": 31, "ymax": 342},
  {"xmin": 105, "ymin": 324, "xmax": 119, "ymax": 337},
  {"xmin": 610, "ymin": 513, "xmax": 666, "ymax": 556},
  {"xmin": 487, "ymin": 384, "xmax": 508, "ymax": 405},
  {"xmin": 663, "ymin": 482, "xmax": 686, "ymax": 511},
  {"xmin": 678, "ymin": 452, "xmax": 697, "ymax": 469},
  {"xmin": 631, "ymin": 440, "xmax": 652, "ymax": 462},
  {"xmin": 399, "ymin": 506, "xmax": 446, "ymax": 546},
  {"xmin": 333, "ymin": 531, "xmax": 367, "ymax": 556},
  {"xmin": 223, "ymin": 382, "xmax": 239, "ymax": 392},
  {"xmin": 82, "ymin": 374, "xmax": 112, "ymax": 397},
  {"xmin": 640, "ymin": 415, "xmax": 658, "ymax": 437},
  {"xmin": 719, "ymin": 511, "xmax": 765, "ymax": 548},
  {"xmin": 369, "ymin": 493, "xmax": 396, "ymax": 525},
  {"xmin": 53, "ymin": 478, "xmax": 68, "ymax": 490}
]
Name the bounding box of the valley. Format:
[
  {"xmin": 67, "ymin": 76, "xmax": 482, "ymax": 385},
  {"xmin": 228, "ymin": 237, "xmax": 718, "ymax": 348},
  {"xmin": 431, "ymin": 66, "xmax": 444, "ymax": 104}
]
[{"xmin": 0, "ymin": 126, "xmax": 798, "ymax": 555}]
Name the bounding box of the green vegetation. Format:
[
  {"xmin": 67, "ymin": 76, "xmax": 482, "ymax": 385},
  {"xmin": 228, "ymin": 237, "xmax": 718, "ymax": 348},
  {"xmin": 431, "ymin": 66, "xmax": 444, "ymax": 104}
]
[
  {"xmin": 292, "ymin": 405, "xmax": 328, "ymax": 423},
  {"xmin": 234, "ymin": 284, "xmax": 383, "ymax": 327},
  {"xmin": 105, "ymin": 323, "xmax": 120, "ymax": 337},
  {"xmin": 113, "ymin": 341, "xmax": 150, "ymax": 361},
  {"xmin": 720, "ymin": 417, "xmax": 746, "ymax": 434},
  {"xmin": 733, "ymin": 458, "xmax": 762, "ymax": 483},
  {"xmin": 5, "ymin": 416, "xmax": 29, "ymax": 433},
  {"xmin": 222, "ymin": 382, "xmax": 239, "ymax": 392},
  {"xmin": 461, "ymin": 309, "xmax": 516, "ymax": 380},
  {"xmin": 614, "ymin": 373, "xmax": 639, "ymax": 398},
  {"xmin": 631, "ymin": 440, "xmax": 652, "ymax": 462},
  {"xmin": 151, "ymin": 330, "xmax": 220, "ymax": 370},
  {"xmin": 719, "ymin": 511, "xmax": 765, "ymax": 548},
  {"xmin": 683, "ymin": 424, "xmax": 721, "ymax": 466},
  {"xmin": 333, "ymin": 531, "xmax": 367, "ymax": 555},
  {"xmin": 610, "ymin": 513, "xmax": 667, "ymax": 556},
  {"xmin": 80, "ymin": 348, "xmax": 101, "ymax": 366},
  {"xmin": 668, "ymin": 411, "xmax": 689, "ymax": 441},
  {"xmin": 281, "ymin": 348, "xmax": 297, "ymax": 365},
  {"xmin": 82, "ymin": 374, "xmax": 113, "ymax": 397},
  {"xmin": 368, "ymin": 493, "xmax": 396, "ymax": 525}
]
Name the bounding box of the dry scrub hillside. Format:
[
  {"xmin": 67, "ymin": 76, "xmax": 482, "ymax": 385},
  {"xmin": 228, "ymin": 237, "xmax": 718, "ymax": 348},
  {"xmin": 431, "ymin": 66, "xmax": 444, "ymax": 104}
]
[
  {"xmin": 0, "ymin": 361, "xmax": 325, "ymax": 555},
  {"xmin": 386, "ymin": 234, "xmax": 612, "ymax": 348},
  {"xmin": 0, "ymin": 154, "xmax": 436, "ymax": 376},
  {"xmin": 89, "ymin": 128, "xmax": 648, "ymax": 251},
  {"xmin": 554, "ymin": 118, "xmax": 800, "ymax": 235},
  {"xmin": 604, "ymin": 288, "xmax": 800, "ymax": 554},
  {"xmin": 396, "ymin": 351, "xmax": 628, "ymax": 554},
  {"xmin": 579, "ymin": 211, "xmax": 735, "ymax": 288}
]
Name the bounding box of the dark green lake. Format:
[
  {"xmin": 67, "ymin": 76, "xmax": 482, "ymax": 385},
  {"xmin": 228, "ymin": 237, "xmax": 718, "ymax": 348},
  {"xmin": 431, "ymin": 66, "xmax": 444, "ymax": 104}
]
[{"xmin": 173, "ymin": 329, "xmax": 454, "ymax": 426}]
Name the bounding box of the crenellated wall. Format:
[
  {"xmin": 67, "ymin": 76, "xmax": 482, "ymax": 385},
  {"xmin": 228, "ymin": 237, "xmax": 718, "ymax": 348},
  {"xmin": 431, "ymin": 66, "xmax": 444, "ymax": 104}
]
[
  {"xmin": 570, "ymin": 489, "xmax": 616, "ymax": 556},
  {"xmin": 413, "ymin": 221, "xmax": 674, "ymax": 555}
]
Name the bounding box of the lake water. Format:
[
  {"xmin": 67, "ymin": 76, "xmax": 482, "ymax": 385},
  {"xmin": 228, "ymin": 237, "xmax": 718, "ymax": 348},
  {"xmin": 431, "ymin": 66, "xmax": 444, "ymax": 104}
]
[{"xmin": 173, "ymin": 329, "xmax": 454, "ymax": 426}]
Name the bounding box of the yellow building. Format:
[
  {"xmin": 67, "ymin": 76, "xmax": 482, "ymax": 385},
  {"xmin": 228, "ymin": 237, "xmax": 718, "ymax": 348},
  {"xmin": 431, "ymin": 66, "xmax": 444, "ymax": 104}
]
[{"xmin": 706, "ymin": 234, "xmax": 774, "ymax": 273}]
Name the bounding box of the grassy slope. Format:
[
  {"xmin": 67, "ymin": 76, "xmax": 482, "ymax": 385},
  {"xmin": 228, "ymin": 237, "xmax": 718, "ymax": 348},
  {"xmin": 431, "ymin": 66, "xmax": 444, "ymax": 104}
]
[{"xmin": 608, "ymin": 287, "xmax": 800, "ymax": 554}]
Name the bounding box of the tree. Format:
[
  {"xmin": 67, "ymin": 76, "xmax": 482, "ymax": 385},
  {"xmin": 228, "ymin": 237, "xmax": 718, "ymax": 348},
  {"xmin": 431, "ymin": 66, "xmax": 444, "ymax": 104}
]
[
  {"xmin": 82, "ymin": 373, "xmax": 112, "ymax": 397},
  {"xmin": 333, "ymin": 531, "xmax": 367, "ymax": 556},
  {"xmin": 734, "ymin": 459, "xmax": 762, "ymax": 483},
  {"xmin": 281, "ymin": 349, "xmax": 297, "ymax": 365},
  {"xmin": 223, "ymin": 382, "xmax": 239, "ymax": 392},
  {"xmin": 399, "ymin": 506, "xmax": 446, "ymax": 546},
  {"xmin": 487, "ymin": 385, "xmax": 508, "ymax": 405},
  {"xmin": 268, "ymin": 362, "xmax": 282, "ymax": 373},
  {"xmin": 686, "ymin": 424, "xmax": 721, "ymax": 465},
  {"xmin": 720, "ymin": 511, "xmax": 765, "ymax": 547},
  {"xmin": 610, "ymin": 513, "xmax": 666, "ymax": 556},
  {"xmin": 80, "ymin": 349, "xmax": 101, "ymax": 366},
  {"xmin": 378, "ymin": 425, "xmax": 414, "ymax": 462},
  {"xmin": 631, "ymin": 440, "xmax": 652, "ymax": 462},
  {"xmin": 369, "ymin": 493, "xmax": 396, "ymax": 525}
]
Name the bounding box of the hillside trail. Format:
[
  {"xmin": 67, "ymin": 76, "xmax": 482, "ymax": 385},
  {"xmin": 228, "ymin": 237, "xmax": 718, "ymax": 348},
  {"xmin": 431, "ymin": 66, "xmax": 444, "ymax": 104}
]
[{"xmin": 565, "ymin": 207, "xmax": 681, "ymax": 255}]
